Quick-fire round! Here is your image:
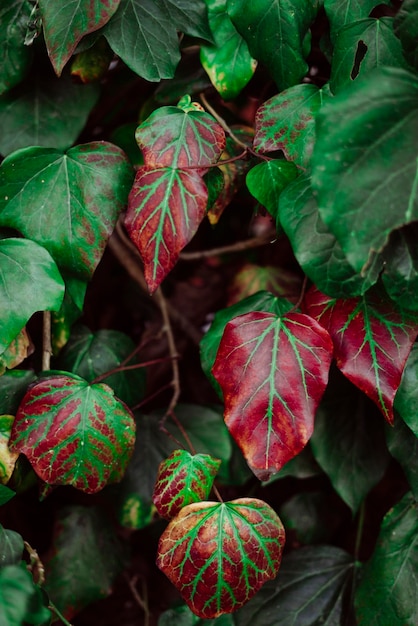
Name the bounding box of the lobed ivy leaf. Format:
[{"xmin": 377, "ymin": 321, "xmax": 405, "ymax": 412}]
[
  {"xmin": 227, "ymin": 0, "xmax": 318, "ymax": 91},
  {"xmin": 246, "ymin": 160, "xmax": 299, "ymax": 219},
  {"xmin": 0, "ymin": 415, "xmax": 20, "ymax": 485},
  {"xmin": 324, "ymin": 0, "xmax": 390, "ymax": 40},
  {"xmin": 355, "ymin": 492, "xmax": 418, "ymax": 626},
  {"xmin": 212, "ymin": 310, "xmax": 333, "ymax": 480},
  {"xmin": 9, "ymin": 373, "xmax": 136, "ymax": 493},
  {"xmin": 153, "ymin": 449, "xmax": 221, "ymax": 519},
  {"xmin": 394, "ymin": 343, "xmax": 418, "ymax": 437},
  {"xmin": 0, "ymin": 143, "xmax": 133, "ymax": 279},
  {"xmin": 0, "ymin": 0, "xmax": 33, "ymax": 95},
  {"xmin": 39, "ymin": 0, "xmax": 121, "ymax": 76},
  {"xmin": 0, "ymin": 238, "xmax": 64, "ymax": 353},
  {"xmin": 304, "ymin": 286, "xmax": 418, "ymax": 424},
  {"xmin": 0, "ymin": 523, "xmax": 24, "ymax": 568},
  {"xmin": 386, "ymin": 416, "xmax": 418, "ymax": 499},
  {"xmin": 394, "ymin": 0, "xmax": 418, "ymax": 71},
  {"xmin": 157, "ymin": 498, "xmax": 285, "ymax": 619},
  {"xmin": 0, "ymin": 564, "xmax": 51, "ymax": 626}
]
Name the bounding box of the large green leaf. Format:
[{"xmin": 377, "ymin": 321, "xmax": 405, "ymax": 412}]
[
  {"xmin": 157, "ymin": 498, "xmax": 285, "ymax": 618},
  {"xmin": 104, "ymin": 0, "xmax": 212, "ymax": 81},
  {"xmin": 39, "ymin": 0, "xmax": 121, "ymax": 75},
  {"xmin": 9, "ymin": 373, "xmax": 136, "ymax": 493},
  {"xmin": 394, "ymin": 343, "xmax": 418, "ymax": 436},
  {"xmin": 386, "ymin": 416, "xmax": 418, "ymax": 500},
  {"xmin": 0, "ymin": 564, "xmax": 50, "ymax": 626},
  {"xmin": 227, "ymin": 0, "xmax": 318, "ymax": 90},
  {"xmin": 0, "ymin": 238, "xmax": 64, "ymax": 353},
  {"xmin": 394, "ymin": 0, "xmax": 418, "ymax": 71},
  {"xmin": 0, "ymin": 0, "xmax": 33, "ymax": 95},
  {"xmin": 45, "ymin": 505, "xmax": 125, "ymax": 620},
  {"xmin": 200, "ymin": 0, "xmax": 256, "ymax": 100},
  {"xmin": 246, "ymin": 160, "xmax": 298, "ymax": 219},
  {"xmin": 312, "ymin": 67, "xmax": 418, "ymax": 276},
  {"xmin": 0, "ymin": 143, "xmax": 133, "ymax": 279},
  {"xmin": 324, "ymin": 0, "xmax": 390, "ymax": 39},
  {"xmin": 355, "ymin": 492, "xmax": 418, "ymax": 626},
  {"xmin": 0, "ymin": 524, "xmax": 24, "ymax": 568},
  {"xmin": 0, "ymin": 72, "xmax": 99, "ymax": 156}
]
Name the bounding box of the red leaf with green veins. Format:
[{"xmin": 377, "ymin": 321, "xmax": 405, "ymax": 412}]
[
  {"xmin": 135, "ymin": 105, "xmax": 225, "ymax": 171},
  {"xmin": 126, "ymin": 166, "xmax": 208, "ymax": 292},
  {"xmin": 304, "ymin": 287, "xmax": 418, "ymax": 424},
  {"xmin": 153, "ymin": 450, "xmax": 221, "ymax": 520},
  {"xmin": 212, "ymin": 311, "xmax": 333, "ymax": 481},
  {"xmin": 9, "ymin": 374, "xmax": 136, "ymax": 494},
  {"xmin": 157, "ymin": 497, "xmax": 285, "ymax": 618}
]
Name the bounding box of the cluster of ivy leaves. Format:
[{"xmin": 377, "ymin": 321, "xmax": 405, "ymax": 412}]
[{"xmin": 1, "ymin": 0, "xmax": 418, "ymax": 625}]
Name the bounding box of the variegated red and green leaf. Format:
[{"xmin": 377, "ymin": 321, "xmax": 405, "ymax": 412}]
[
  {"xmin": 153, "ymin": 450, "xmax": 221, "ymax": 520},
  {"xmin": 9, "ymin": 374, "xmax": 136, "ymax": 493},
  {"xmin": 135, "ymin": 105, "xmax": 225, "ymax": 171},
  {"xmin": 212, "ymin": 311, "xmax": 333, "ymax": 481},
  {"xmin": 304, "ymin": 286, "xmax": 418, "ymax": 424},
  {"xmin": 157, "ymin": 497, "xmax": 285, "ymax": 619},
  {"xmin": 125, "ymin": 166, "xmax": 208, "ymax": 292}
]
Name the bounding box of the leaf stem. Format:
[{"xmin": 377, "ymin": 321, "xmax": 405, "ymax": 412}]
[
  {"xmin": 286, "ymin": 275, "xmax": 308, "ymax": 315},
  {"xmin": 168, "ymin": 409, "xmax": 196, "ymax": 454},
  {"xmin": 42, "ymin": 311, "xmax": 52, "ymax": 371},
  {"xmin": 155, "ymin": 287, "xmax": 180, "ymax": 418},
  {"xmin": 179, "ymin": 234, "xmax": 275, "ymax": 261},
  {"xmin": 48, "ymin": 601, "xmax": 74, "ymax": 626},
  {"xmin": 125, "ymin": 574, "xmax": 150, "ymax": 626},
  {"xmin": 91, "ymin": 355, "xmax": 179, "ymax": 385},
  {"xmin": 354, "ymin": 500, "xmax": 366, "ymax": 562}
]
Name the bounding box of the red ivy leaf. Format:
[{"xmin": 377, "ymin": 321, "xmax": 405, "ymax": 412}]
[
  {"xmin": 153, "ymin": 450, "xmax": 221, "ymax": 519},
  {"xmin": 125, "ymin": 166, "xmax": 208, "ymax": 292},
  {"xmin": 9, "ymin": 374, "xmax": 136, "ymax": 493},
  {"xmin": 212, "ymin": 311, "xmax": 333, "ymax": 480},
  {"xmin": 157, "ymin": 497, "xmax": 285, "ymax": 619},
  {"xmin": 304, "ymin": 286, "xmax": 418, "ymax": 424}
]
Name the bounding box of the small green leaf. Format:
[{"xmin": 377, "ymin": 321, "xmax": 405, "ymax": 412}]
[
  {"xmin": 386, "ymin": 416, "xmax": 418, "ymax": 499},
  {"xmin": 0, "ymin": 238, "xmax": 64, "ymax": 353},
  {"xmin": 0, "ymin": 415, "xmax": 20, "ymax": 484},
  {"xmin": 394, "ymin": 0, "xmax": 418, "ymax": 71},
  {"xmin": 71, "ymin": 36, "xmax": 114, "ymax": 83},
  {"xmin": 324, "ymin": 0, "xmax": 390, "ymax": 40},
  {"xmin": 227, "ymin": 264, "xmax": 301, "ymax": 306},
  {"xmin": 0, "ymin": 485, "xmax": 15, "ymax": 507},
  {"xmin": 0, "ymin": 0, "xmax": 33, "ymax": 95},
  {"xmin": 0, "ymin": 328, "xmax": 32, "ymax": 376},
  {"xmin": 246, "ymin": 160, "xmax": 299, "ymax": 219},
  {"xmin": 0, "ymin": 523, "xmax": 24, "ymax": 568},
  {"xmin": 0, "ymin": 564, "xmax": 51, "ymax": 625},
  {"xmin": 157, "ymin": 498, "xmax": 285, "ymax": 619},
  {"xmin": 355, "ymin": 492, "xmax": 418, "ymax": 626},
  {"xmin": 395, "ymin": 343, "xmax": 418, "ymax": 437}
]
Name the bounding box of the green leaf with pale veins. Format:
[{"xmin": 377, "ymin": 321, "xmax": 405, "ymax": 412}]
[
  {"xmin": 0, "ymin": 0, "xmax": 33, "ymax": 95},
  {"xmin": 227, "ymin": 0, "xmax": 319, "ymax": 90},
  {"xmin": 39, "ymin": 0, "xmax": 121, "ymax": 76},
  {"xmin": 0, "ymin": 143, "xmax": 133, "ymax": 280},
  {"xmin": 246, "ymin": 160, "xmax": 299, "ymax": 219},
  {"xmin": 395, "ymin": 0, "xmax": 418, "ymax": 71},
  {"xmin": 312, "ymin": 67, "xmax": 418, "ymax": 276},
  {"xmin": 0, "ymin": 238, "xmax": 64, "ymax": 353},
  {"xmin": 355, "ymin": 492, "xmax": 418, "ymax": 626},
  {"xmin": 0, "ymin": 564, "xmax": 51, "ymax": 625},
  {"xmin": 324, "ymin": 0, "xmax": 390, "ymax": 40}
]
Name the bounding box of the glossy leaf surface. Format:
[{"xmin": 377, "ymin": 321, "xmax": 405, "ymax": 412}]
[
  {"xmin": 394, "ymin": 343, "xmax": 418, "ymax": 436},
  {"xmin": 0, "ymin": 564, "xmax": 50, "ymax": 626},
  {"xmin": 0, "ymin": 415, "xmax": 19, "ymax": 485},
  {"xmin": 304, "ymin": 286, "xmax": 418, "ymax": 424},
  {"xmin": 0, "ymin": 143, "xmax": 133, "ymax": 279},
  {"xmin": 246, "ymin": 160, "xmax": 298, "ymax": 218},
  {"xmin": 0, "ymin": 523, "xmax": 24, "ymax": 567},
  {"xmin": 212, "ymin": 310, "xmax": 333, "ymax": 480},
  {"xmin": 394, "ymin": 0, "xmax": 418, "ymax": 70},
  {"xmin": 0, "ymin": 238, "xmax": 64, "ymax": 353},
  {"xmin": 39, "ymin": 0, "xmax": 121, "ymax": 75},
  {"xmin": 9, "ymin": 374, "xmax": 136, "ymax": 493},
  {"xmin": 312, "ymin": 67, "xmax": 418, "ymax": 275},
  {"xmin": 0, "ymin": 0, "xmax": 33, "ymax": 95},
  {"xmin": 153, "ymin": 450, "xmax": 221, "ymax": 519},
  {"xmin": 324, "ymin": 0, "xmax": 389, "ymax": 39},
  {"xmin": 355, "ymin": 492, "xmax": 418, "ymax": 626},
  {"xmin": 157, "ymin": 498, "xmax": 285, "ymax": 618}
]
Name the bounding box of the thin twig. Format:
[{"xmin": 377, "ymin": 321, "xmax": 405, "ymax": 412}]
[
  {"xmin": 132, "ymin": 382, "xmax": 172, "ymax": 411},
  {"xmin": 168, "ymin": 410, "xmax": 196, "ymax": 454},
  {"xmin": 212, "ymin": 484, "xmax": 224, "ymax": 503},
  {"xmin": 154, "ymin": 286, "xmax": 180, "ymax": 419},
  {"xmin": 286, "ymin": 274, "xmax": 308, "ymax": 315},
  {"xmin": 91, "ymin": 355, "xmax": 179, "ymax": 385},
  {"xmin": 179, "ymin": 234, "xmax": 275, "ymax": 261},
  {"xmin": 125, "ymin": 574, "xmax": 150, "ymax": 626},
  {"xmin": 42, "ymin": 311, "xmax": 52, "ymax": 371},
  {"xmin": 48, "ymin": 601, "xmax": 74, "ymax": 626}
]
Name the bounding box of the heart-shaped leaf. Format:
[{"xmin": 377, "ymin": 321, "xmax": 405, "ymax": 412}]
[
  {"xmin": 324, "ymin": 0, "xmax": 390, "ymax": 40},
  {"xmin": 9, "ymin": 374, "xmax": 136, "ymax": 493},
  {"xmin": 246, "ymin": 160, "xmax": 299, "ymax": 218},
  {"xmin": 153, "ymin": 450, "xmax": 221, "ymax": 519},
  {"xmin": 0, "ymin": 523, "xmax": 24, "ymax": 567},
  {"xmin": 212, "ymin": 310, "xmax": 333, "ymax": 480},
  {"xmin": 157, "ymin": 498, "xmax": 285, "ymax": 619},
  {"xmin": 304, "ymin": 286, "xmax": 418, "ymax": 424},
  {"xmin": 0, "ymin": 0, "xmax": 33, "ymax": 95}
]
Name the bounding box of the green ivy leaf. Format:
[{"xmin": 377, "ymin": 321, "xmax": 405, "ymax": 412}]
[
  {"xmin": 0, "ymin": 415, "xmax": 19, "ymax": 485},
  {"xmin": 0, "ymin": 370, "xmax": 37, "ymax": 416},
  {"xmin": 386, "ymin": 416, "xmax": 418, "ymax": 500},
  {"xmin": 0, "ymin": 523, "xmax": 24, "ymax": 568},
  {"xmin": 382, "ymin": 224, "xmax": 418, "ymax": 312},
  {"xmin": 39, "ymin": 0, "xmax": 121, "ymax": 76},
  {"xmin": 394, "ymin": 0, "xmax": 418, "ymax": 71},
  {"xmin": 157, "ymin": 498, "xmax": 285, "ymax": 619},
  {"xmin": 330, "ymin": 18, "xmax": 409, "ymax": 94},
  {"xmin": 0, "ymin": 328, "xmax": 32, "ymax": 376},
  {"xmin": 279, "ymin": 492, "xmax": 339, "ymax": 544},
  {"xmin": 0, "ymin": 143, "xmax": 133, "ymax": 279},
  {"xmin": 355, "ymin": 492, "xmax": 418, "ymax": 626},
  {"xmin": 312, "ymin": 67, "xmax": 418, "ymax": 276},
  {"xmin": 246, "ymin": 160, "xmax": 299, "ymax": 219},
  {"xmin": 394, "ymin": 343, "xmax": 418, "ymax": 437},
  {"xmin": 0, "ymin": 0, "xmax": 33, "ymax": 95},
  {"xmin": 227, "ymin": 0, "xmax": 318, "ymax": 90},
  {"xmin": 0, "ymin": 72, "xmax": 100, "ymax": 156},
  {"xmin": 0, "ymin": 564, "xmax": 50, "ymax": 626},
  {"xmin": 324, "ymin": 0, "xmax": 390, "ymax": 40},
  {"xmin": 200, "ymin": 0, "xmax": 256, "ymax": 100},
  {"xmin": 9, "ymin": 373, "xmax": 136, "ymax": 493},
  {"xmin": 0, "ymin": 238, "xmax": 64, "ymax": 353},
  {"xmin": 104, "ymin": 0, "xmax": 212, "ymax": 81},
  {"xmin": 0, "ymin": 485, "xmax": 15, "ymax": 507},
  {"xmin": 45, "ymin": 505, "xmax": 125, "ymax": 621}
]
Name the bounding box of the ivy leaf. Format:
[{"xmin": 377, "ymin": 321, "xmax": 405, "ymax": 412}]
[
  {"xmin": 39, "ymin": 0, "xmax": 121, "ymax": 76},
  {"xmin": 304, "ymin": 286, "xmax": 418, "ymax": 424},
  {"xmin": 394, "ymin": 0, "xmax": 418, "ymax": 71},
  {"xmin": 0, "ymin": 415, "xmax": 20, "ymax": 485},
  {"xmin": 0, "ymin": 370, "xmax": 37, "ymax": 416},
  {"xmin": 330, "ymin": 18, "xmax": 409, "ymax": 94},
  {"xmin": 153, "ymin": 450, "xmax": 221, "ymax": 519},
  {"xmin": 386, "ymin": 416, "xmax": 418, "ymax": 499},
  {"xmin": 45, "ymin": 505, "xmax": 125, "ymax": 620},
  {"xmin": 355, "ymin": 492, "xmax": 418, "ymax": 626},
  {"xmin": 126, "ymin": 166, "xmax": 208, "ymax": 293},
  {"xmin": 324, "ymin": 0, "xmax": 390, "ymax": 40},
  {"xmin": 246, "ymin": 161, "xmax": 299, "ymax": 219},
  {"xmin": 104, "ymin": 0, "xmax": 212, "ymax": 82},
  {"xmin": 227, "ymin": 264, "xmax": 301, "ymax": 306},
  {"xmin": 312, "ymin": 67, "xmax": 418, "ymax": 275},
  {"xmin": 9, "ymin": 373, "xmax": 136, "ymax": 494},
  {"xmin": 212, "ymin": 310, "xmax": 333, "ymax": 480},
  {"xmin": 0, "ymin": 238, "xmax": 64, "ymax": 353},
  {"xmin": 0, "ymin": 564, "xmax": 51, "ymax": 626},
  {"xmin": 0, "ymin": 0, "xmax": 33, "ymax": 95},
  {"xmin": 0, "ymin": 485, "xmax": 15, "ymax": 507},
  {"xmin": 394, "ymin": 343, "xmax": 418, "ymax": 437},
  {"xmin": 254, "ymin": 84, "xmax": 330, "ymax": 169},
  {"xmin": 227, "ymin": 0, "xmax": 318, "ymax": 90},
  {"xmin": 70, "ymin": 36, "xmax": 114, "ymax": 83},
  {"xmin": 382, "ymin": 224, "xmax": 418, "ymax": 312},
  {"xmin": 279, "ymin": 492, "xmax": 339, "ymax": 545},
  {"xmin": 0, "ymin": 523, "xmax": 24, "ymax": 567},
  {"xmin": 200, "ymin": 0, "xmax": 256, "ymax": 100},
  {"xmin": 157, "ymin": 498, "xmax": 285, "ymax": 619},
  {"xmin": 159, "ymin": 604, "xmax": 236, "ymax": 625},
  {"xmin": 0, "ymin": 328, "xmax": 32, "ymax": 376},
  {"xmin": 0, "ymin": 143, "xmax": 133, "ymax": 279}
]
